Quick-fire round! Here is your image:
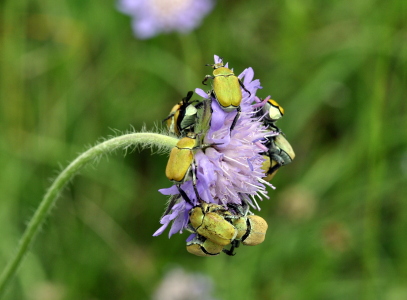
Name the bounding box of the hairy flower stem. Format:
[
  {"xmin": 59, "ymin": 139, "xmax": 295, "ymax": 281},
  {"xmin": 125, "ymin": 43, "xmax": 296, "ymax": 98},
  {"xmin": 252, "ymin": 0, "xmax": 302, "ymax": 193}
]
[{"xmin": 0, "ymin": 132, "xmax": 178, "ymax": 296}]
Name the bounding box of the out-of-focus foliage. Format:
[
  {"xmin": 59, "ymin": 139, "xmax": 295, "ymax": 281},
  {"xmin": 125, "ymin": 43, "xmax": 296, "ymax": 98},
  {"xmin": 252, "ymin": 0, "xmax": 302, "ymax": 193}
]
[{"xmin": 0, "ymin": 0, "xmax": 406, "ymax": 299}]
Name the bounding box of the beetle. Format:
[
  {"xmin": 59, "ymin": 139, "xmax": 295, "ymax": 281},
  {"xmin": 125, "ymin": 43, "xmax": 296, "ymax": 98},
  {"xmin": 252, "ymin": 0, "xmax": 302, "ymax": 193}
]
[
  {"xmin": 202, "ymin": 58, "xmax": 251, "ymax": 132},
  {"xmin": 223, "ymin": 215, "xmax": 268, "ymax": 256},
  {"xmin": 261, "ymin": 98, "xmax": 284, "ymax": 129},
  {"xmin": 165, "ymin": 134, "xmax": 198, "ymax": 183},
  {"xmin": 260, "ymin": 155, "xmax": 279, "ymax": 181},
  {"xmin": 253, "ymin": 96, "xmax": 284, "ymax": 132},
  {"xmin": 262, "ymin": 134, "xmax": 295, "ymax": 178},
  {"xmin": 239, "ymin": 215, "xmax": 268, "ymax": 246},
  {"xmin": 221, "ymin": 203, "xmax": 269, "ymax": 255},
  {"xmin": 163, "ymin": 91, "xmax": 201, "ymax": 136},
  {"xmin": 165, "ymin": 132, "xmax": 224, "ymax": 204},
  {"xmin": 226, "ymin": 203, "xmax": 268, "ymax": 246},
  {"xmin": 189, "ymin": 202, "xmax": 237, "ymax": 247},
  {"xmin": 186, "ymin": 234, "xmax": 223, "ymax": 257},
  {"xmin": 165, "ymin": 133, "xmax": 201, "ymax": 200}
]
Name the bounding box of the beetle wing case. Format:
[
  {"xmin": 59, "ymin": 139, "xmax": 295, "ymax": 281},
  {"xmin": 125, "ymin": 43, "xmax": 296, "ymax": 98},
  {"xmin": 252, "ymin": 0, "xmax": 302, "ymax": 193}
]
[{"xmin": 213, "ymin": 76, "xmax": 242, "ymax": 110}]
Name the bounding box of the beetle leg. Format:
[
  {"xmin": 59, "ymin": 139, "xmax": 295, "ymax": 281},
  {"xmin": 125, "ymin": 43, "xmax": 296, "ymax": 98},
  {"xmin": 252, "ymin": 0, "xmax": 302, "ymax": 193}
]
[
  {"xmin": 241, "ymin": 200, "xmax": 251, "ymax": 216},
  {"xmin": 183, "ymin": 91, "xmax": 194, "ymax": 102},
  {"xmin": 194, "ymin": 101, "xmax": 204, "ymax": 109},
  {"xmin": 176, "ymin": 185, "xmax": 194, "ymax": 206},
  {"xmin": 185, "ymin": 223, "xmax": 196, "ymax": 233},
  {"xmin": 267, "ymin": 124, "xmax": 283, "ymax": 134},
  {"xmin": 267, "ymin": 161, "xmax": 282, "ymax": 176},
  {"xmin": 270, "ymin": 154, "xmax": 285, "ymax": 165},
  {"xmin": 238, "ymin": 79, "xmax": 251, "ymax": 97},
  {"xmin": 191, "ymin": 162, "xmax": 201, "ymax": 201},
  {"xmin": 202, "ymin": 75, "xmax": 215, "ymax": 85},
  {"xmin": 227, "ymin": 202, "xmax": 250, "ymax": 217},
  {"xmin": 222, "ymin": 248, "xmax": 235, "ymax": 256},
  {"xmin": 162, "ymin": 194, "xmax": 180, "ymax": 216},
  {"xmin": 200, "ymin": 142, "xmax": 223, "ymax": 153},
  {"xmin": 162, "ymin": 111, "xmax": 175, "ymax": 123},
  {"xmin": 222, "ymin": 240, "xmax": 240, "ymax": 256},
  {"xmin": 226, "ymin": 203, "xmax": 243, "ymax": 217},
  {"xmin": 229, "ymin": 106, "xmax": 241, "ymax": 133}
]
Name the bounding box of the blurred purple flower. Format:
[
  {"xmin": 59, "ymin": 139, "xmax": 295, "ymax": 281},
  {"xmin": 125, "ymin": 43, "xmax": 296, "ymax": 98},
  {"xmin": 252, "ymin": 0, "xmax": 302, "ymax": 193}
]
[
  {"xmin": 153, "ymin": 267, "xmax": 217, "ymax": 300},
  {"xmin": 118, "ymin": 0, "xmax": 214, "ymax": 39}
]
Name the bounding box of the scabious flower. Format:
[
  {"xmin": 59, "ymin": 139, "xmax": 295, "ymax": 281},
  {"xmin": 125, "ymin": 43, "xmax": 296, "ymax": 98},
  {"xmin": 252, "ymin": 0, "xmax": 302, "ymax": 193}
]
[
  {"xmin": 117, "ymin": 0, "xmax": 214, "ymax": 39},
  {"xmin": 154, "ymin": 55, "xmax": 278, "ymax": 237}
]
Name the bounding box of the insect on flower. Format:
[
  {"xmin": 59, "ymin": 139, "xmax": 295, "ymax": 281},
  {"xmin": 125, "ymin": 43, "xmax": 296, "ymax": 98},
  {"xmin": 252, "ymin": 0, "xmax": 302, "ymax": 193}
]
[
  {"xmin": 164, "ymin": 91, "xmax": 201, "ymax": 137},
  {"xmin": 264, "ymin": 134, "xmax": 296, "ymax": 176},
  {"xmin": 254, "ymin": 96, "xmax": 285, "ymax": 131},
  {"xmin": 253, "ymin": 96, "xmax": 295, "ymax": 180},
  {"xmin": 202, "ymin": 57, "xmax": 251, "ymax": 133},
  {"xmin": 154, "ymin": 55, "xmax": 294, "ymax": 256},
  {"xmin": 189, "ymin": 202, "xmax": 238, "ymax": 247},
  {"xmin": 186, "ymin": 234, "xmax": 224, "ymax": 257}
]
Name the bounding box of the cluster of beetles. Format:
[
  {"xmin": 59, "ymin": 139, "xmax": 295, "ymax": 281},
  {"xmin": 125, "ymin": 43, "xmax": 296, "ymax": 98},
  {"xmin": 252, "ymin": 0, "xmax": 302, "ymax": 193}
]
[{"xmin": 162, "ymin": 58, "xmax": 295, "ymax": 256}]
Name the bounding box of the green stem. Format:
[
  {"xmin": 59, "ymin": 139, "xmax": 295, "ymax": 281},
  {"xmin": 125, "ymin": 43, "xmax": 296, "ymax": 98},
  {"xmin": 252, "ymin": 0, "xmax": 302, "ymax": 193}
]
[{"xmin": 0, "ymin": 132, "xmax": 178, "ymax": 296}]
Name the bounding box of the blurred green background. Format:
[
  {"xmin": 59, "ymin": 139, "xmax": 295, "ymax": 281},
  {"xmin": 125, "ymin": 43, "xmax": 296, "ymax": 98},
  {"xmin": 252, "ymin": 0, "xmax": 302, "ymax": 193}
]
[{"xmin": 0, "ymin": 0, "xmax": 406, "ymax": 299}]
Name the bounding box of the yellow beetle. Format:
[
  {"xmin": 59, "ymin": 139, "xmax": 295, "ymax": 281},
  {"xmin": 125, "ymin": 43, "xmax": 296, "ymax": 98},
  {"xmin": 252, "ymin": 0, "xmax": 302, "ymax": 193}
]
[
  {"xmin": 189, "ymin": 202, "xmax": 237, "ymax": 246},
  {"xmin": 165, "ymin": 134, "xmax": 222, "ymax": 203},
  {"xmin": 186, "ymin": 234, "xmax": 223, "ymax": 257},
  {"xmin": 202, "ymin": 58, "xmax": 251, "ymax": 132},
  {"xmin": 260, "ymin": 155, "xmax": 279, "ymax": 181},
  {"xmin": 260, "ymin": 133, "xmax": 295, "ymax": 181},
  {"xmin": 239, "ymin": 215, "xmax": 268, "ymax": 246},
  {"xmin": 267, "ymin": 134, "xmax": 295, "ymax": 173},
  {"xmin": 214, "ymin": 202, "xmax": 268, "ymax": 255},
  {"xmin": 165, "ymin": 134, "xmax": 198, "ymax": 183},
  {"xmin": 226, "ymin": 203, "xmax": 268, "ymax": 246}
]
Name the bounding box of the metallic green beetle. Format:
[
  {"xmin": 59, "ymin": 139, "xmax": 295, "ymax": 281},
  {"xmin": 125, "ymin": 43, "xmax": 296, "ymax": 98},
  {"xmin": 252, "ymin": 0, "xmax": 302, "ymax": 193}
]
[
  {"xmin": 189, "ymin": 202, "xmax": 237, "ymax": 246},
  {"xmin": 186, "ymin": 234, "xmax": 223, "ymax": 257},
  {"xmin": 202, "ymin": 59, "xmax": 251, "ymax": 132}
]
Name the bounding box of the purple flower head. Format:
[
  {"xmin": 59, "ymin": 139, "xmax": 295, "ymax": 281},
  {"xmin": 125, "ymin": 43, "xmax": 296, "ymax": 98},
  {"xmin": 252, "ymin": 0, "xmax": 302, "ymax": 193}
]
[
  {"xmin": 154, "ymin": 55, "xmax": 278, "ymax": 237},
  {"xmin": 118, "ymin": 0, "xmax": 214, "ymax": 39}
]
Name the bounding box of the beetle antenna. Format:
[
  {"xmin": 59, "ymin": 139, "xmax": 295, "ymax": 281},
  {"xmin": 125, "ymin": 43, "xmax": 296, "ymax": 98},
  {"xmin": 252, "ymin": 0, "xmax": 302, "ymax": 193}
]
[
  {"xmin": 222, "ymin": 240, "xmax": 240, "ymax": 256},
  {"xmin": 229, "ymin": 106, "xmax": 241, "ymax": 133},
  {"xmin": 162, "ymin": 112, "xmax": 175, "ymax": 123}
]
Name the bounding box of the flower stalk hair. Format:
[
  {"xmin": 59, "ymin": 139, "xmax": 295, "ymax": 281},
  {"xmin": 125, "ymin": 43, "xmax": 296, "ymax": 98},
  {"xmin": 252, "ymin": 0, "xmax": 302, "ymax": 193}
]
[{"xmin": 0, "ymin": 133, "xmax": 178, "ymax": 296}]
